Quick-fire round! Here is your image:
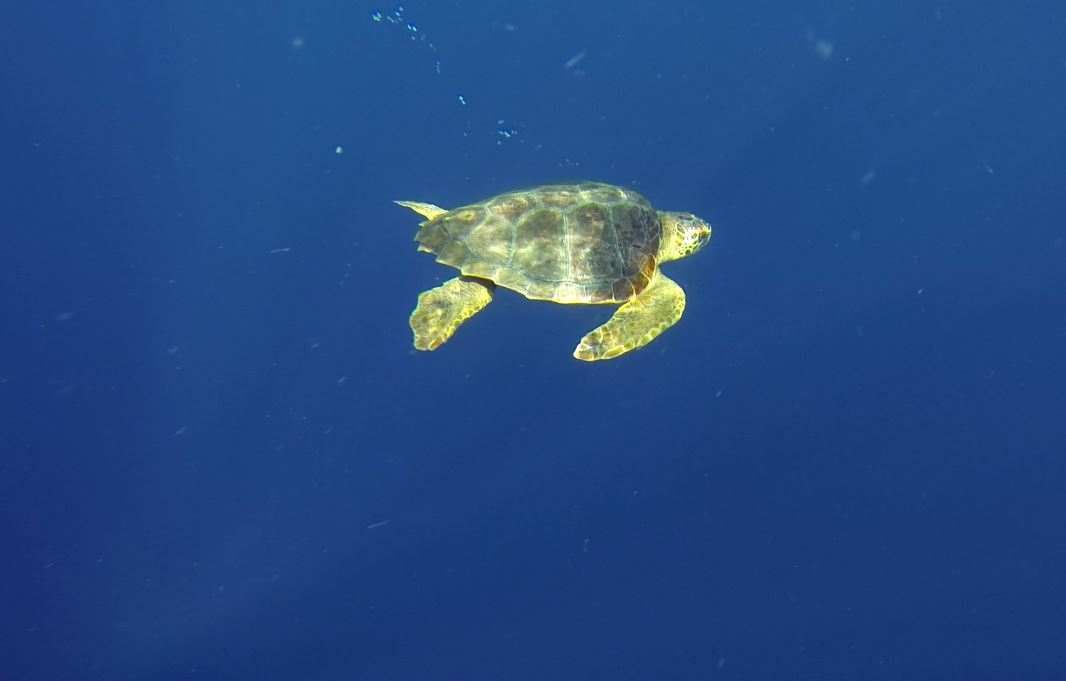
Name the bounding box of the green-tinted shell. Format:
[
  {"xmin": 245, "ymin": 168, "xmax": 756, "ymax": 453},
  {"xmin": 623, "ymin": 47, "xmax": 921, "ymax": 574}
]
[{"xmin": 415, "ymin": 182, "xmax": 662, "ymax": 303}]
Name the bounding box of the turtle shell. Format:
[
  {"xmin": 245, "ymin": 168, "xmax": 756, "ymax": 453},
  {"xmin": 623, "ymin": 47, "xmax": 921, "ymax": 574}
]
[{"xmin": 415, "ymin": 182, "xmax": 661, "ymax": 303}]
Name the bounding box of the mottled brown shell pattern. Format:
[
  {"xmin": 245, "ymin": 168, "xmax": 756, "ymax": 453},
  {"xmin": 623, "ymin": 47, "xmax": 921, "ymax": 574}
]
[{"xmin": 415, "ymin": 182, "xmax": 662, "ymax": 304}]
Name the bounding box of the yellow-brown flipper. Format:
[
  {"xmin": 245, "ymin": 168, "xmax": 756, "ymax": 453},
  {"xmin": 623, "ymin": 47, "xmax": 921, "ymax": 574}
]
[
  {"xmin": 394, "ymin": 200, "xmax": 447, "ymax": 221},
  {"xmin": 410, "ymin": 276, "xmax": 495, "ymax": 351},
  {"xmin": 573, "ymin": 274, "xmax": 685, "ymax": 361}
]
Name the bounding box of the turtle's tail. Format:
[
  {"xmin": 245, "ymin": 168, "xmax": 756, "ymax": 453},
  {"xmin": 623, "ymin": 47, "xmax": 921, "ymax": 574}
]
[{"xmin": 394, "ymin": 200, "xmax": 447, "ymax": 221}]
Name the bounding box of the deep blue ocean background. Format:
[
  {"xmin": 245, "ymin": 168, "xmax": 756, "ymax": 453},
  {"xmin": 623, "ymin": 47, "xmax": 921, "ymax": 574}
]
[{"xmin": 2, "ymin": 1, "xmax": 1065, "ymax": 679}]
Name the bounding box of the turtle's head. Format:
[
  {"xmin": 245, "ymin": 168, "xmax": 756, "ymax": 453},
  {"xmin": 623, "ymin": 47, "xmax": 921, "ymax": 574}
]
[{"xmin": 659, "ymin": 211, "xmax": 712, "ymax": 262}]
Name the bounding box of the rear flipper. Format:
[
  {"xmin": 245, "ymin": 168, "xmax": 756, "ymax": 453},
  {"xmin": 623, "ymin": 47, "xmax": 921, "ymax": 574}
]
[{"xmin": 410, "ymin": 276, "xmax": 495, "ymax": 351}]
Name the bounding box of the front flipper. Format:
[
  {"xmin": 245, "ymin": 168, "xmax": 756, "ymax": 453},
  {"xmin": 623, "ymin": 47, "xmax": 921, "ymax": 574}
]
[
  {"xmin": 410, "ymin": 276, "xmax": 495, "ymax": 351},
  {"xmin": 573, "ymin": 274, "xmax": 686, "ymax": 361}
]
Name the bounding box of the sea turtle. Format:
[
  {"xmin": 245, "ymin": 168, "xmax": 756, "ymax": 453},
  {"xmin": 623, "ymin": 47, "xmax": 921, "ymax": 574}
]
[{"xmin": 395, "ymin": 181, "xmax": 712, "ymax": 361}]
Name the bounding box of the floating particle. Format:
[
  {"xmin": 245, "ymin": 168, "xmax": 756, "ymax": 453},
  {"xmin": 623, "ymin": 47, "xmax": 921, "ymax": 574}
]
[
  {"xmin": 496, "ymin": 128, "xmax": 519, "ymax": 144},
  {"xmin": 370, "ymin": 10, "xmax": 382, "ymax": 21},
  {"xmin": 496, "ymin": 120, "xmax": 519, "ymax": 141},
  {"xmin": 457, "ymin": 94, "xmax": 466, "ymax": 105},
  {"xmin": 564, "ymin": 50, "xmax": 587, "ymax": 69},
  {"xmin": 291, "ymin": 36, "xmax": 305, "ymax": 49},
  {"xmin": 813, "ymin": 40, "xmax": 834, "ymax": 59}
]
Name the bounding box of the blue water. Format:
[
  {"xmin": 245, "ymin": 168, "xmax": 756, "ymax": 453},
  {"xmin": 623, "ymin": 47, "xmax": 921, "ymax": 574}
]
[{"xmin": 2, "ymin": 1, "xmax": 1065, "ymax": 679}]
